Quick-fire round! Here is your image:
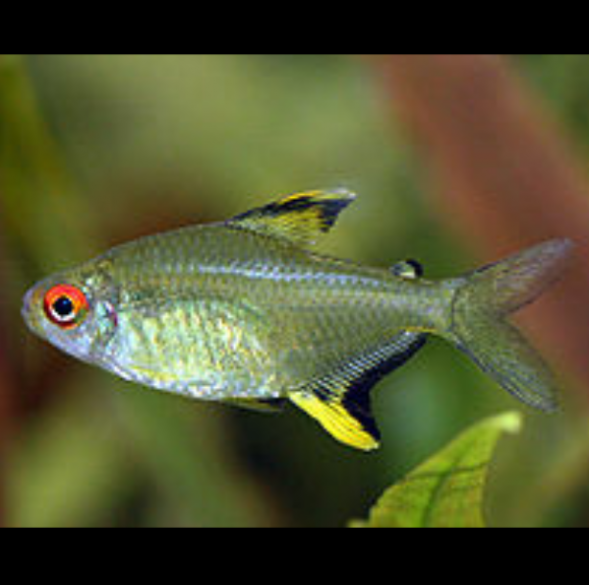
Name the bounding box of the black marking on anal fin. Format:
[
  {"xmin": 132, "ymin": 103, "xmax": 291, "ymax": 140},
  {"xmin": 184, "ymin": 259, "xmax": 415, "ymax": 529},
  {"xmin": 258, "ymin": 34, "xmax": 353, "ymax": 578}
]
[
  {"xmin": 317, "ymin": 383, "xmax": 382, "ymax": 447},
  {"xmin": 330, "ymin": 330, "xmax": 427, "ymax": 437},
  {"xmin": 290, "ymin": 331, "xmax": 427, "ymax": 451}
]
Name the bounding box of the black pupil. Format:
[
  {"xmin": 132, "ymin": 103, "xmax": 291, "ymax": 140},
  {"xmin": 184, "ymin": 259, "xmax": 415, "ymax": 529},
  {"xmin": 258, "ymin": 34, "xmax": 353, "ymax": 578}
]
[{"xmin": 53, "ymin": 296, "xmax": 74, "ymax": 318}]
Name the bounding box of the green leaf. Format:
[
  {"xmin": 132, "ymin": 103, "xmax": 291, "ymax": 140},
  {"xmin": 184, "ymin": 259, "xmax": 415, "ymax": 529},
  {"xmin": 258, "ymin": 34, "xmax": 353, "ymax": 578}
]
[{"xmin": 353, "ymin": 411, "xmax": 522, "ymax": 528}]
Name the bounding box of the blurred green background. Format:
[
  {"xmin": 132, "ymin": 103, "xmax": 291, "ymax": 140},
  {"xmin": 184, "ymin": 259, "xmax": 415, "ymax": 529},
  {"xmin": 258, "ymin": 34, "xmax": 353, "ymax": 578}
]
[{"xmin": 1, "ymin": 55, "xmax": 589, "ymax": 527}]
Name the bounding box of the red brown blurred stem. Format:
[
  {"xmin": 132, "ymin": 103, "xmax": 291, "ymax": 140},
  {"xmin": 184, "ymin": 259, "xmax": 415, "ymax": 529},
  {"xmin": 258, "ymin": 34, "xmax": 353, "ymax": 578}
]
[{"xmin": 367, "ymin": 55, "xmax": 589, "ymax": 404}]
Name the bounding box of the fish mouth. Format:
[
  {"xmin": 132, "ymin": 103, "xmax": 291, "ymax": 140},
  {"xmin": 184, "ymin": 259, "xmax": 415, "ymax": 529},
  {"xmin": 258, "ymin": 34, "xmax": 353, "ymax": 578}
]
[
  {"xmin": 21, "ymin": 284, "xmax": 45, "ymax": 336},
  {"xmin": 21, "ymin": 286, "xmax": 35, "ymax": 326}
]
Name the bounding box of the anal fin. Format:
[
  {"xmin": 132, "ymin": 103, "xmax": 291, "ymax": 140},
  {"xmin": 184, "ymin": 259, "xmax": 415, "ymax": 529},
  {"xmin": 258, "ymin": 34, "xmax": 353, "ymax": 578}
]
[
  {"xmin": 290, "ymin": 331, "xmax": 427, "ymax": 451},
  {"xmin": 290, "ymin": 390, "xmax": 380, "ymax": 451}
]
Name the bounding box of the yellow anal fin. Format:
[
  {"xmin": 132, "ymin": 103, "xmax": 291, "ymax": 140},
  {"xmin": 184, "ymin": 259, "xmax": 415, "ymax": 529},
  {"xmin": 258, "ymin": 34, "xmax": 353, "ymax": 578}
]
[
  {"xmin": 227, "ymin": 189, "xmax": 356, "ymax": 248},
  {"xmin": 289, "ymin": 331, "xmax": 428, "ymax": 450},
  {"xmin": 290, "ymin": 390, "xmax": 380, "ymax": 451}
]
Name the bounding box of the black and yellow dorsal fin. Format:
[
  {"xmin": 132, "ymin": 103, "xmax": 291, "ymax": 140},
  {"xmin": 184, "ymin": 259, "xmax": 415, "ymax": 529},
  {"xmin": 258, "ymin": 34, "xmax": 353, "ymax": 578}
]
[
  {"xmin": 227, "ymin": 189, "xmax": 356, "ymax": 248},
  {"xmin": 290, "ymin": 331, "xmax": 427, "ymax": 451}
]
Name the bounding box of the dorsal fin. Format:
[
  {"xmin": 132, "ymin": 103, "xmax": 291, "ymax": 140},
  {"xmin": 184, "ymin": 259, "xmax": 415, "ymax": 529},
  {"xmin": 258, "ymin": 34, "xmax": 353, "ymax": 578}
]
[
  {"xmin": 227, "ymin": 189, "xmax": 356, "ymax": 248},
  {"xmin": 289, "ymin": 331, "xmax": 427, "ymax": 451}
]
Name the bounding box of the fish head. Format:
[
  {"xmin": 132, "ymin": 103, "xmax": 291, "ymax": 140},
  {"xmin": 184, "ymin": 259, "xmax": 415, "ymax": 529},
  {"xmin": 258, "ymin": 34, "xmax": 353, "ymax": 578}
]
[{"xmin": 22, "ymin": 259, "xmax": 119, "ymax": 366}]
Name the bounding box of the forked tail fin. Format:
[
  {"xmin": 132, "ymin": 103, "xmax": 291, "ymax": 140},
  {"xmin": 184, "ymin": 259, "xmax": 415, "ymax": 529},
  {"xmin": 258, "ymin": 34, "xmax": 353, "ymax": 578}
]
[{"xmin": 448, "ymin": 239, "xmax": 574, "ymax": 411}]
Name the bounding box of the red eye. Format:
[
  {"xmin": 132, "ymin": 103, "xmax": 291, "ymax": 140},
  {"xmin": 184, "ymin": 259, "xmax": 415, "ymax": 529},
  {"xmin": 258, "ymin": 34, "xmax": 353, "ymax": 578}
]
[{"xmin": 43, "ymin": 285, "xmax": 89, "ymax": 329}]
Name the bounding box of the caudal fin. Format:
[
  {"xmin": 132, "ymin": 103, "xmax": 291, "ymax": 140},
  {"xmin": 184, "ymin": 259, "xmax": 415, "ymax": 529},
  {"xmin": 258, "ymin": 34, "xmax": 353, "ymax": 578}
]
[{"xmin": 448, "ymin": 239, "xmax": 573, "ymax": 412}]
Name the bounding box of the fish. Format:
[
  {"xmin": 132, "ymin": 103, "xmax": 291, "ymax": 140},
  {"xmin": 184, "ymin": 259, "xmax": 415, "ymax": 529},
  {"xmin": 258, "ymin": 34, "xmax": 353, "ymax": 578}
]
[{"xmin": 22, "ymin": 189, "xmax": 573, "ymax": 451}]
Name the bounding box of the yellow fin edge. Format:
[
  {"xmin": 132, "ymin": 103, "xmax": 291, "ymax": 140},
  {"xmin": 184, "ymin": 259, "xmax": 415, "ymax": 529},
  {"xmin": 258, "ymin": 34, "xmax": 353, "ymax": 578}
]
[
  {"xmin": 290, "ymin": 391, "xmax": 380, "ymax": 452},
  {"xmin": 228, "ymin": 189, "xmax": 356, "ymax": 248}
]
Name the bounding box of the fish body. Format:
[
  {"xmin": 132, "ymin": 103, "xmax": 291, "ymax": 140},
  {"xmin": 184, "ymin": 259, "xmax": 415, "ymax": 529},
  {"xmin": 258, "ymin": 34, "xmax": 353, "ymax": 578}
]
[{"xmin": 22, "ymin": 190, "xmax": 573, "ymax": 450}]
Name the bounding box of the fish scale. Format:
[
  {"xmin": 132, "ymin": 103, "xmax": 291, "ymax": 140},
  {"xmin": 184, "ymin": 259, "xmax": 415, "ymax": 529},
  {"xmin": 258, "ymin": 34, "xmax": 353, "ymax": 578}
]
[{"xmin": 99, "ymin": 222, "xmax": 428, "ymax": 399}]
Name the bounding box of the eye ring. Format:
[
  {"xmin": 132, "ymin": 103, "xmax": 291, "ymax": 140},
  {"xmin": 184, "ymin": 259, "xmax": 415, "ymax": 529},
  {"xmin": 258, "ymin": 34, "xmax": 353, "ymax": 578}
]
[{"xmin": 43, "ymin": 285, "xmax": 89, "ymax": 329}]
